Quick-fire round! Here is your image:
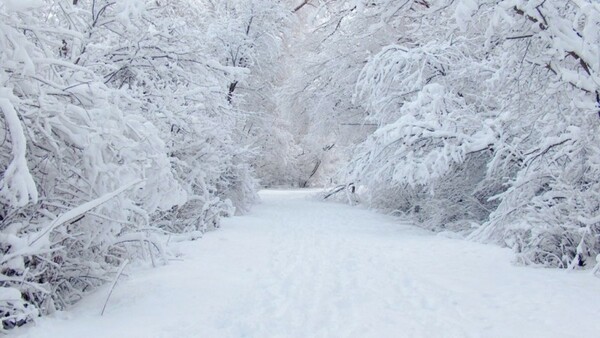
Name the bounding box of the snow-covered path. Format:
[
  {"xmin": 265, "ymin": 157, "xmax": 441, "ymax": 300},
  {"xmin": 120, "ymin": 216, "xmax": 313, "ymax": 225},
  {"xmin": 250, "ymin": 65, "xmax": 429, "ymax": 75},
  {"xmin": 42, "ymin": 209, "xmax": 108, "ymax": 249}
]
[{"xmin": 17, "ymin": 190, "xmax": 600, "ymax": 338}]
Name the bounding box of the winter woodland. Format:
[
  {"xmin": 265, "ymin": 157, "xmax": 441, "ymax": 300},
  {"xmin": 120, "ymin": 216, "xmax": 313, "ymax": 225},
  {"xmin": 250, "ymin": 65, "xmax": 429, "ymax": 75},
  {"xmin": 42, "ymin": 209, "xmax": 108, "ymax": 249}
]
[{"xmin": 1, "ymin": 0, "xmax": 599, "ymax": 331}]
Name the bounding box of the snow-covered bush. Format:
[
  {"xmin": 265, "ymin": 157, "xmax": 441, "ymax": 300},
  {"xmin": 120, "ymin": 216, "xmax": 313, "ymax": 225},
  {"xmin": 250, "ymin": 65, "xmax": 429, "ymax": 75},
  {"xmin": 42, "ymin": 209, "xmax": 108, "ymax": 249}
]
[
  {"xmin": 337, "ymin": 0, "xmax": 600, "ymax": 268},
  {"xmin": 0, "ymin": 1, "xmax": 182, "ymax": 329},
  {"xmin": 470, "ymin": 0, "xmax": 600, "ymax": 268},
  {"xmin": 1, "ymin": 0, "xmax": 261, "ymax": 330}
]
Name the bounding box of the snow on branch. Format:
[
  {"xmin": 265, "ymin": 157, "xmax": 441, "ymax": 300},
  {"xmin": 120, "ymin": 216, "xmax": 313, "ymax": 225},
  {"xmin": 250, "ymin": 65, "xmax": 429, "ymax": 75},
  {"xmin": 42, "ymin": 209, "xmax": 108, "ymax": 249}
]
[{"xmin": 0, "ymin": 94, "xmax": 38, "ymax": 208}]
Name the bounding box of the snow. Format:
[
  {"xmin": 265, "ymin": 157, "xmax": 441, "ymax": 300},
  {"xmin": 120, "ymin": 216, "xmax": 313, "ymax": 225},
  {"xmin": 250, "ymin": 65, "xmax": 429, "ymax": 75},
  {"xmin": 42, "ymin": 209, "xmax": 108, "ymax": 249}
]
[
  {"xmin": 0, "ymin": 287, "xmax": 21, "ymax": 301},
  {"xmin": 454, "ymin": 0, "xmax": 478, "ymax": 31},
  {"xmin": 15, "ymin": 190, "xmax": 600, "ymax": 338},
  {"xmin": 0, "ymin": 0, "xmax": 43, "ymax": 12},
  {"xmin": 0, "ymin": 93, "xmax": 38, "ymax": 207}
]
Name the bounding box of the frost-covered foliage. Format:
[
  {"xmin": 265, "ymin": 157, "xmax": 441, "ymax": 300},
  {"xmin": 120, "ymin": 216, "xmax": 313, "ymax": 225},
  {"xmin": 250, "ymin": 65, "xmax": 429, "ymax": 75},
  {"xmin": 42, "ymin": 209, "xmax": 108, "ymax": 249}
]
[
  {"xmin": 276, "ymin": 1, "xmax": 392, "ymax": 186},
  {"xmin": 196, "ymin": 0, "xmax": 301, "ymax": 188},
  {"xmin": 342, "ymin": 0, "xmax": 600, "ymax": 269},
  {"xmin": 0, "ymin": 0, "xmax": 263, "ymax": 330}
]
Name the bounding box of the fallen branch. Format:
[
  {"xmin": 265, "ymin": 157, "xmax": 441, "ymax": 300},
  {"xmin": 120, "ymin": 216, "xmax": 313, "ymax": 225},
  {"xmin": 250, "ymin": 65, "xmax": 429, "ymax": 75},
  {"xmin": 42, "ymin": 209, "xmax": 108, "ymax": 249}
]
[{"xmin": 323, "ymin": 185, "xmax": 346, "ymax": 200}]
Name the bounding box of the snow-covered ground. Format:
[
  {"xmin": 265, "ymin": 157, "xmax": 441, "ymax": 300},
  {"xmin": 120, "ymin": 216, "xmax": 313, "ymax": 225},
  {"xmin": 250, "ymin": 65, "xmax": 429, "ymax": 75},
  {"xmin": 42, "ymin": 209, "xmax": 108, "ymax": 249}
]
[{"xmin": 15, "ymin": 190, "xmax": 600, "ymax": 338}]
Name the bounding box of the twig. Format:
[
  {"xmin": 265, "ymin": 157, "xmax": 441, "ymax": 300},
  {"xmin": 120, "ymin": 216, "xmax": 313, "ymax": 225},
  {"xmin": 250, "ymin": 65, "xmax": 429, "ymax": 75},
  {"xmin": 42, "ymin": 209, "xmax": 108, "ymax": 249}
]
[
  {"xmin": 293, "ymin": 0, "xmax": 310, "ymax": 13},
  {"xmin": 323, "ymin": 186, "xmax": 344, "ymax": 199},
  {"xmin": 101, "ymin": 259, "xmax": 129, "ymax": 316}
]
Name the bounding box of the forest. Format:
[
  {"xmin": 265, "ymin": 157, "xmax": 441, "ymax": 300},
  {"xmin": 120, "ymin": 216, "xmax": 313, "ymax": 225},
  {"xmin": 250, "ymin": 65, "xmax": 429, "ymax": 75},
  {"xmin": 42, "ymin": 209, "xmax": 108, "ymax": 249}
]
[{"xmin": 1, "ymin": 0, "xmax": 599, "ymax": 331}]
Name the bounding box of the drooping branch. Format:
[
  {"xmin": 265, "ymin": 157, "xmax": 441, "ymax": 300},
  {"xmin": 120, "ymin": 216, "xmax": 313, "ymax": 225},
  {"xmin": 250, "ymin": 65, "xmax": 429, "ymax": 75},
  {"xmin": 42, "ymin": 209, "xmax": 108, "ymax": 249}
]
[
  {"xmin": 512, "ymin": 4, "xmax": 600, "ymax": 117},
  {"xmin": 293, "ymin": 0, "xmax": 310, "ymax": 13}
]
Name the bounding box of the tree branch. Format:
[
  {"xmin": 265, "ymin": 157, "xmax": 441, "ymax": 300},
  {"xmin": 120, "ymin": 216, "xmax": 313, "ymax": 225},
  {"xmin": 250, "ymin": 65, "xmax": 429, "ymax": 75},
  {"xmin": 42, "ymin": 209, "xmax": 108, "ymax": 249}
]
[{"xmin": 293, "ymin": 0, "xmax": 310, "ymax": 13}]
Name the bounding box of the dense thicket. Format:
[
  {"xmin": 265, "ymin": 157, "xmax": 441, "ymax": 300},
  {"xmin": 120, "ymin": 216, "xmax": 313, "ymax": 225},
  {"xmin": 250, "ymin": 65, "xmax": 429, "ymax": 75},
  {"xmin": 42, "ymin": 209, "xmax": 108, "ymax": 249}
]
[
  {"xmin": 286, "ymin": 0, "xmax": 599, "ymax": 270},
  {"xmin": 0, "ymin": 0, "xmax": 293, "ymax": 330}
]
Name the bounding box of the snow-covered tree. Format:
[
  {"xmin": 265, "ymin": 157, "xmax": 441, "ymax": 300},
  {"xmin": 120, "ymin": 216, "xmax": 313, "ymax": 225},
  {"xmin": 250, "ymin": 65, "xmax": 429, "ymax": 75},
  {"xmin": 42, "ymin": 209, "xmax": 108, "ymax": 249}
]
[
  {"xmin": 195, "ymin": 0, "xmax": 302, "ymax": 187},
  {"xmin": 276, "ymin": 0, "xmax": 395, "ymax": 186},
  {"xmin": 343, "ymin": 0, "xmax": 600, "ymax": 268}
]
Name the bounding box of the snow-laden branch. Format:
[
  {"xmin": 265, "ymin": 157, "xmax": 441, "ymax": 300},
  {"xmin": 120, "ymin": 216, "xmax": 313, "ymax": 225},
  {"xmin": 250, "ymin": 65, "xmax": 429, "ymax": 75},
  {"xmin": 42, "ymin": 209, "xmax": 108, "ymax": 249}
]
[
  {"xmin": 0, "ymin": 93, "xmax": 38, "ymax": 207},
  {"xmin": 29, "ymin": 180, "xmax": 143, "ymax": 246}
]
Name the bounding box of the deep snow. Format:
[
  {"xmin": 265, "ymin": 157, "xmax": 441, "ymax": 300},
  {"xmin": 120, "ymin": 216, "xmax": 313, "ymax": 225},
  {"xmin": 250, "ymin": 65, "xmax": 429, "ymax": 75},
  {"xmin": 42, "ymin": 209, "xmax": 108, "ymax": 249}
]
[{"xmin": 15, "ymin": 190, "xmax": 600, "ymax": 338}]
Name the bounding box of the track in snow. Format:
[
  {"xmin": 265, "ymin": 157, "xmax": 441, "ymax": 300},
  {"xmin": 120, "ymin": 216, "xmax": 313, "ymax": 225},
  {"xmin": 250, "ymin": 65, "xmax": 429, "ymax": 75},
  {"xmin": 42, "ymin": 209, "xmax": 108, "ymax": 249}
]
[{"xmin": 17, "ymin": 190, "xmax": 600, "ymax": 338}]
